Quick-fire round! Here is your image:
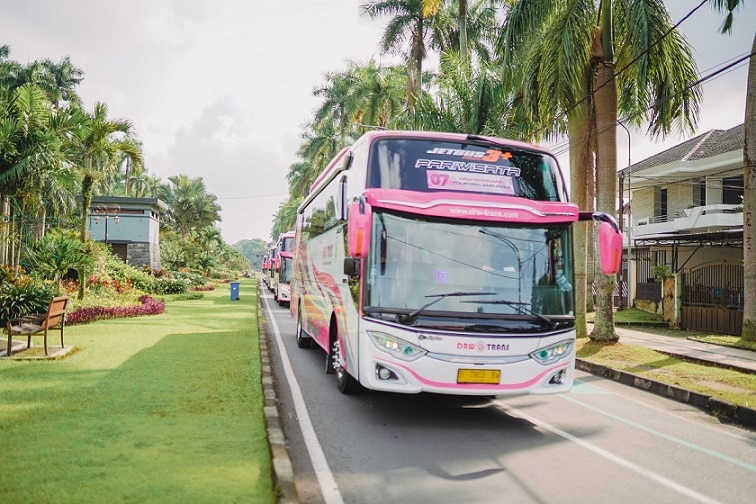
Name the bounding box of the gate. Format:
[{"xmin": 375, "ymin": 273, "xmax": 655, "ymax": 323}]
[{"xmin": 680, "ymin": 261, "xmax": 744, "ymax": 335}]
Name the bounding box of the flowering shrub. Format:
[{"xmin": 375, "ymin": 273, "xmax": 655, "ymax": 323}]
[
  {"xmin": 67, "ymin": 295, "xmax": 166, "ymax": 325},
  {"xmin": 155, "ymin": 277, "xmax": 189, "ymax": 294}
]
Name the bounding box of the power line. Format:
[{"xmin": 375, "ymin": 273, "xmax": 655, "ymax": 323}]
[{"xmin": 547, "ymin": 52, "xmax": 753, "ymax": 159}]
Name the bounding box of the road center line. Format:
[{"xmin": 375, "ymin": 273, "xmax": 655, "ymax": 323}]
[
  {"xmin": 495, "ymin": 402, "xmax": 723, "ymax": 504},
  {"xmin": 263, "ymin": 293, "xmax": 345, "ymax": 504}
]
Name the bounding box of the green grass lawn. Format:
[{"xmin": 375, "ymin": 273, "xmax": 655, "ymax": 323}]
[
  {"xmin": 0, "ymin": 278, "xmax": 275, "ymax": 504},
  {"xmin": 586, "ymin": 307, "xmax": 665, "ymax": 324},
  {"xmin": 577, "ymin": 340, "xmax": 756, "ymax": 408}
]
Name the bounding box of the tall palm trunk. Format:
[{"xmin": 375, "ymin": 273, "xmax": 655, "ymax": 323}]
[
  {"xmin": 78, "ymin": 172, "xmax": 94, "ymax": 300},
  {"xmin": 591, "ymin": 16, "xmax": 618, "ymax": 341},
  {"xmin": 407, "ymin": 17, "xmax": 425, "ymax": 108},
  {"xmin": 741, "ymin": 33, "xmax": 756, "ymax": 341},
  {"xmin": 1, "ymin": 196, "xmax": 9, "ymax": 265},
  {"xmin": 459, "ymin": 0, "xmax": 468, "ymax": 65},
  {"xmin": 568, "ymin": 101, "xmax": 594, "ymax": 338},
  {"xmin": 79, "ymin": 173, "xmax": 94, "ymax": 242}
]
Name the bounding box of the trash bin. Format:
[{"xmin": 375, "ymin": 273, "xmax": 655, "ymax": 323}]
[{"xmin": 229, "ymin": 281, "xmax": 240, "ymax": 301}]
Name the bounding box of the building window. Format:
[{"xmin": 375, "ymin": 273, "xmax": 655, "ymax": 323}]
[
  {"xmin": 722, "ymin": 175, "xmax": 744, "ymax": 205},
  {"xmin": 655, "ymin": 187, "xmax": 668, "ymax": 218},
  {"xmin": 694, "ymin": 179, "xmax": 706, "ymax": 207}
]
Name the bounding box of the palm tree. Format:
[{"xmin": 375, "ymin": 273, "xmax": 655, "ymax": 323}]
[
  {"xmin": 425, "ymin": 1, "xmax": 496, "ymax": 65},
  {"xmin": 362, "ymin": 0, "xmax": 433, "ymax": 107},
  {"xmin": 271, "ymin": 196, "xmax": 301, "ymax": 240},
  {"xmin": 160, "ymin": 175, "xmax": 221, "ymax": 237},
  {"xmin": 129, "ymin": 173, "xmax": 162, "ymax": 198},
  {"xmin": 499, "ymin": 0, "xmax": 701, "ymax": 340},
  {"xmin": 193, "ymin": 225, "xmax": 223, "ymax": 275},
  {"xmin": 393, "ymin": 51, "xmax": 525, "ymax": 136},
  {"xmin": 709, "ymin": 0, "xmax": 755, "ymax": 340},
  {"xmin": 0, "ymin": 47, "xmax": 83, "ymax": 110},
  {"xmin": 75, "ymin": 102, "xmax": 142, "ymax": 243},
  {"xmin": 0, "ymin": 84, "xmax": 87, "ymax": 266},
  {"xmin": 348, "ymin": 62, "xmax": 407, "ymax": 130}
]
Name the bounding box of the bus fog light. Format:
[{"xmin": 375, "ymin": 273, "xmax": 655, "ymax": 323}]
[
  {"xmin": 529, "ymin": 340, "xmax": 573, "ymax": 365},
  {"xmin": 548, "ymin": 369, "xmax": 567, "ymax": 385},
  {"xmin": 376, "ymin": 365, "xmax": 397, "ymax": 380}
]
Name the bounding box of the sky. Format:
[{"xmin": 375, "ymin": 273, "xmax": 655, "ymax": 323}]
[{"xmin": 1, "ymin": 1, "xmax": 753, "ymax": 245}]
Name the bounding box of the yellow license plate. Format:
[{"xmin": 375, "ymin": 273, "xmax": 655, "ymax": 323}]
[{"xmin": 457, "ymin": 369, "xmax": 501, "ymax": 384}]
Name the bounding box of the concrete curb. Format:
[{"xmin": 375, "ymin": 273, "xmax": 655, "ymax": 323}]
[
  {"xmin": 258, "ymin": 294, "xmax": 300, "ymax": 504},
  {"xmin": 576, "ymin": 358, "xmax": 756, "ymax": 430}
]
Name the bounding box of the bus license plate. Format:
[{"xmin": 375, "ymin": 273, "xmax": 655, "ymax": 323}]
[{"xmin": 457, "ymin": 369, "xmax": 501, "ymax": 384}]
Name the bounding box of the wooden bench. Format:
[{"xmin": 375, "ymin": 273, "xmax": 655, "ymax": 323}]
[{"xmin": 5, "ymin": 296, "xmax": 70, "ymax": 357}]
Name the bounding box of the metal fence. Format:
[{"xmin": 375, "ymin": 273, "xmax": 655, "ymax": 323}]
[{"xmin": 680, "ymin": 261, "xmax": 744, "ymax": 335}]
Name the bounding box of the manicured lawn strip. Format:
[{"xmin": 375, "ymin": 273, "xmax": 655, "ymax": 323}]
[
  {"xmin": 577, "ymin": 339, "xmax": 756, "ymax": 408},
  {"xmin": 688, "ymin": 334, "xmax": 756, "ymax": 352},
  {"xmin": 0, "ymin": 278, "xmax": 275, "ymax": 504},
  {"xmin": 586, "ymin": 307, "xmax": 665, "ymax": 324}
]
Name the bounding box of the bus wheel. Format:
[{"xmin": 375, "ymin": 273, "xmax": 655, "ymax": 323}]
[
  {"xmin": 330, "ymin": 336, "xmax": 362, "ymax": 394},
  {"xmin": 296, "ymin": 309, "xmax": 312, "ymax": 349}
]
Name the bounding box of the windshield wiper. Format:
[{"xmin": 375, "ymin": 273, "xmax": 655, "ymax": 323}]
[
  {"xmin": 462, "ymin": 299, "xmax": 557, "ymax": 330},
  {"xmin": 397, "ymin": 291, "xmax": 496, "ymax": 324}
]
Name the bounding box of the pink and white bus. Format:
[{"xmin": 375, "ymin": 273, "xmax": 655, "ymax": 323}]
[{"xmin": 290, "ymin": 130, "xmax": 621, "ymax": 395}]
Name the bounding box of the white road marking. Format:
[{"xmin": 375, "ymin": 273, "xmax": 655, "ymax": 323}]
[
  {"xmin": 572, "ymin": 376, "xmax": 754, "ymax": 442},
  {"xmin": 263, "ymin": 293, "xmax": 345, "ymax": 504},
  {"xmin": 495, "ymin": 402, "xmax": 723, "ymax": 504}
]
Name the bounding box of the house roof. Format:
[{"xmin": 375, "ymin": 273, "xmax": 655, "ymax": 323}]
[
  {"xmin": 633, "ymin": 227, "xmax": 743, "ymax": 248},
  {"xmin": 623, "ymin": 123, "xmax": 744, "ymax": 174}
]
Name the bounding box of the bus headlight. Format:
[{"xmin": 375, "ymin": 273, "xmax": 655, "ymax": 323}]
[
  {"xmin": 529, "ymin": 340, "xmax": 573, "ymax": 365},
  {"xmin": 367, "ymin": 331, "xmax": 427, "ymax": 362}
]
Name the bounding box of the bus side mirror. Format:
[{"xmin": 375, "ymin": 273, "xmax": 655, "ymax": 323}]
[
  {"xmin": 347, "ymin": 199, "xmax": 372, "ymax": 257},
  {"xmin": 344, "ymin": 258, "xmax": 360, "ymax": 277},
  {"xmin": 598, "ymin": 221, "xmax": 622, "ymax": 275}
]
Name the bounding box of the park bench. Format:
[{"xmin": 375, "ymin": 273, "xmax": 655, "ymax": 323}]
[{"xmin": 5, "ymin": 296, "xmax": 70, "ymax": 357}]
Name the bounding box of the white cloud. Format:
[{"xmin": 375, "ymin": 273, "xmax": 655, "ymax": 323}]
[{"xmin": 1, "ymin": 0, "xmax": 753, "ymax": 243}]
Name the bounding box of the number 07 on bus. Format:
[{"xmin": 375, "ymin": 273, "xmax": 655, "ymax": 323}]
[{"xmin": 290, "ymin": 130, "xmax": 622, "ymax": 396}]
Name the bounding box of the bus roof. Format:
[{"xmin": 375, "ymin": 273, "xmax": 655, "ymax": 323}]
[
  {"xmin": 302, "ymin": 130, "xmax": 556, "ymax": 206},
  {"xmin": 355, "ymin": 130, "xmax": 549, "ymax": 153}
]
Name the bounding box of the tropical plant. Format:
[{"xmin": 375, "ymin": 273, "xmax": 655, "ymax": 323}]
[
  {"xmin": 393, "ymin": 51, "xmax": 523, "ymax": 136},
  {"xmin": 159, "ymin": 175, "xmax": 221, "ymax": 237},
  {"xmin": 271, "ymin": 196, "xmax": 301, "ymax": 241},
  {"xmin": 362, "ymin": 0, "xmax": 435, "ymax": 107},
  {"xmin": 74, "ymin": 102, "xmax": 143, "ymax": 243},
  {"xmin": 24, "ymin": 229, "xmax": 93, "ymax": 290},
  {"xmin": 0, "ymin": 277, "xmax": 55, "ymax": 326}
]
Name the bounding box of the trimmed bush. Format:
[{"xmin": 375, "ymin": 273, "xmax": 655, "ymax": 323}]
[{"xmin": 0, "ymin": 279, "xmax": 56, "ymax": 326}]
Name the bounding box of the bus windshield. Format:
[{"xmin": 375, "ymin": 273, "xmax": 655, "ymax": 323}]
[
  {"xmin": 281, "ymin": 237, "xmax": 295, "ymax": 252},
  {"xmin": 367, "ymin": 138, "xmax": 563, "ymax": 201},
  {"xmin": 364, "ymin": 212, "xmax": 574, "ymax": 328},
  {"xmin": 280, "ymin": 257, "xmax": 293, "ymax": 284}
]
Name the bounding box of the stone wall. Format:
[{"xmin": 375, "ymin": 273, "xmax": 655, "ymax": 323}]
[{"xmin": 127, "ymin": 243, "xmax": 155, "ymax": 270}]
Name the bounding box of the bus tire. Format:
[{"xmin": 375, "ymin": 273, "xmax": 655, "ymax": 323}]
[
  {"xmin": 330, "ymin": 330, "xmax": 363, "ymax": 394},
  {"xmin": 296, "ymin": 308, "xmax": 312, "ymax": 349}
]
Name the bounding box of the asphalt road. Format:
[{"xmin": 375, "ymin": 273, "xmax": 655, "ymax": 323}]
[{"xmin": 261, "ymin": 290, "xmax": 756, "ymax": 504}]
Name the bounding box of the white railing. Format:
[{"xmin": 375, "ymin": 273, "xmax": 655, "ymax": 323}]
[{"xmin": 633, "ymin": 204, "xmax": 742, "ymax": 236}]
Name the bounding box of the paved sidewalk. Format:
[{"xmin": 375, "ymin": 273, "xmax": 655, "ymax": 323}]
[{"xmin": 609, "ymin": 325, "xmax": 756, "ymax": 374}]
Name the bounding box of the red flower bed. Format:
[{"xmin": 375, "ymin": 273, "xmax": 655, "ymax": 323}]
[
  {"xmin": 67, "ymin": 295, "xmax": 166, "ymax": 325},
  {"xmin": 190, "ymin": 285, "xmax": 215, "ymax": 291}
]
